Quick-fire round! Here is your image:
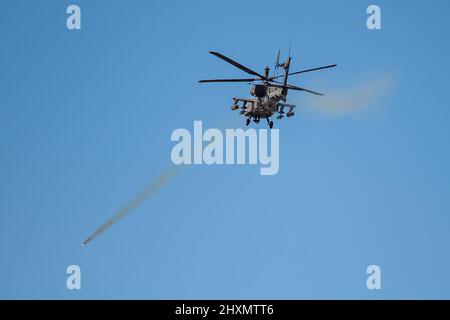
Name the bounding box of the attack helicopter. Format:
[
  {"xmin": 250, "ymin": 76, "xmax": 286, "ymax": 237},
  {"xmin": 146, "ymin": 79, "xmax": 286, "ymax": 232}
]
[{"xmin": 199, "ymin": 51, "xmax": 337, "ymax": 128}]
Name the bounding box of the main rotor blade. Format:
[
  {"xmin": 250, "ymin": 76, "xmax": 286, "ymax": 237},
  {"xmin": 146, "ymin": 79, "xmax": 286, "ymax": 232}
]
[
  {"xmin": 288, "ymin": 64, "xmax": 337, "ymax": 76},
  {"xmin": 269, "ymin": 83, "xmax": 324, "ymax": 96},
  {"xmin": 209, "ymin": 51, "xmax": 264, "ymax": 78},
  {"xmin": 271, "ymin": 64, "xmax": 337, "ymax": 80},
  {"xmin": 286, "ymin": 84, "xmax": 324, "ymax": 96},
  {"xmin": 199, "ymin": 78, "xmax": 257, "ymax": 83}
]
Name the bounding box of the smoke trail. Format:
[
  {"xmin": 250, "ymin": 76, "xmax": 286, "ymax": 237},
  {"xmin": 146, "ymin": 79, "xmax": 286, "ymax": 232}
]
[
  {"xmin": 82, "ymin": 116, "xmax": 240, "ymax": 246},
  {"xmin": 303, "ymin": 73, "xmax": 395, "ymax": 116},
  {"xmin": 82, "ymin": 166, "xmax": 181, "ymax": 246}
]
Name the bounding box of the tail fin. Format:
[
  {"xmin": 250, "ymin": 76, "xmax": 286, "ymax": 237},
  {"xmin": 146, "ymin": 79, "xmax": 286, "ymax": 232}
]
[
  {"xmin": 282, "ymin": 57, "xmax": 292, "ymax": 95},
  {"xmin": 273, "ymin": 49, "xmax": 281, "ymax": 77}
]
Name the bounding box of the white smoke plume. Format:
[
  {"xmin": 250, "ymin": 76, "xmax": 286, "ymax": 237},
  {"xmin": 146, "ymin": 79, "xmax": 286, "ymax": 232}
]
[{"xmin": 303, "ymin": 73, "xmax": 395, "ymax": 116}]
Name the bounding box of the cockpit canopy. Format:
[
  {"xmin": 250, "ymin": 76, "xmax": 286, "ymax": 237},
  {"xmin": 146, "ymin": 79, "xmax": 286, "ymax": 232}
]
[{"xmin": 251, "ymin": 84, "xmax": 266, "ymax": 98}]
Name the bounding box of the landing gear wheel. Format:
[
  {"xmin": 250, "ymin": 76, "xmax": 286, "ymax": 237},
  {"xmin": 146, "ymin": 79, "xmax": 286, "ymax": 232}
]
[
  {"xmin": 246, "ymin": 118, "xmax": 251, "ymax": 126},
  {"xmin": 269, "ymin": 121, "xmax": 274, "ymax": 129}
]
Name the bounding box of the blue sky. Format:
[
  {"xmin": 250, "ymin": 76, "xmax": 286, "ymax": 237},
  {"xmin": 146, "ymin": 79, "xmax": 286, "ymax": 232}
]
[{"xmin": 1, "ymin": 0, "xmax": 450, "ymax": 299}]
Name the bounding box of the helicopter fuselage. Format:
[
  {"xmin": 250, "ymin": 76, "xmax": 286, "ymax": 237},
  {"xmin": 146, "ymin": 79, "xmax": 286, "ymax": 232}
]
[{"xmin": 233, "ymin": 84, "xmax": 292, "ymax": 119}]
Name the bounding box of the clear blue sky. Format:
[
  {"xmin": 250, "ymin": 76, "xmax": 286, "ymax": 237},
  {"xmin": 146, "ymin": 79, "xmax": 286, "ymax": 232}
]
[{"xmin": 1, "ymin": 0, "xmax": 450, "ymax": 299}]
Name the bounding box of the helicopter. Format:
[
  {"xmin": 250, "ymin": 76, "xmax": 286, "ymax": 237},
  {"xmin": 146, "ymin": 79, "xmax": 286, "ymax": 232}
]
[{"xmin": 199, "ymin": 51, "xmax": 337, "ymax": 128}]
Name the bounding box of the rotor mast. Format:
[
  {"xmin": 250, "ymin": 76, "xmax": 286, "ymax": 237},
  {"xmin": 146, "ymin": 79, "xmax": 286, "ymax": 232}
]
[{"xmin": 264, "ymin": 66, "xmax": 270, "ymax": 80}]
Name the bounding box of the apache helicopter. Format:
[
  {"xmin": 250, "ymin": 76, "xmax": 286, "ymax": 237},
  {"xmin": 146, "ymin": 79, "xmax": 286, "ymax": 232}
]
[{"xmin": 199, "ymin": 51, "xmax": 337, "ymax": 128}]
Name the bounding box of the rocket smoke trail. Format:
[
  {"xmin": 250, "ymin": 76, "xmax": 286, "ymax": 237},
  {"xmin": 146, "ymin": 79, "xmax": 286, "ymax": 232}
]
[
  {"xmin": 82, "ymin": 166, "xmax": 181, "ymax": 246},
  {"xmin": 82, "ymin": 117, "xmax": 238, "ymax": 246}
]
